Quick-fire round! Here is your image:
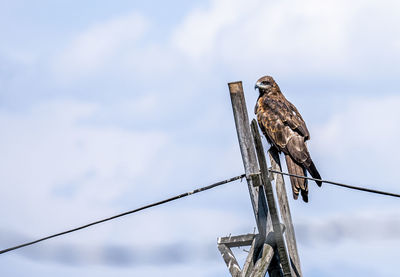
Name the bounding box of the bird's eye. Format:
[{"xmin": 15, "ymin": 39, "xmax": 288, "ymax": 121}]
[{"xmin": 262, "ymin": 81, "xmax": 270, "ymax": 85}]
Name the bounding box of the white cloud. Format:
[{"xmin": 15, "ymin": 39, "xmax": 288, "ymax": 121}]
[
  {"xmin": 0, "ymin": 98, "xmax": 252, "ymax": 266},
  {"xmin": 172, "ymin": 0, "xmax": 350, "ymax": 64},
  {"xmin": 295, "ymin": 208, "xmax": 400, "ymax": 276},
  {"xmin": 297, "ymin": 209, "xmax": 400, "ymax": 245},
  {"xmin": 314, "ymin": 96, "xmax": 400, "ymax": 156},
  {"xmin": 0, "ymin": 100, "xmax": 169, "ymax": 234},
  {"xmin": 53, "ymin": 12, "xmax": 149, "ymax": 79},
  {"xmin": 171, "ymin": 0, "xmax": 257, "ymax": 61},
  {"xmin": 301, "ymin": 239, "xmax": 398, "ymax": 277},
  {"xmin": 311, "ymin": 95, "xmax": 400, "ymax": 188},
  {"xmin": 3, "ymin": 1, "xmax": 400, "ymax": 276},
  {"xmin": 171, "ymin": 0, "xmax": 400, "ymax": 78},
  {"xmin": 49, "ymin": 0, "xmax": 400, "ymax": 84}
]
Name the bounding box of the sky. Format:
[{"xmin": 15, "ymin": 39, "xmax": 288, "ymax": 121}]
[{"xmin": 1, "ymin": 0, "xmax": 400, "ymax": 276}]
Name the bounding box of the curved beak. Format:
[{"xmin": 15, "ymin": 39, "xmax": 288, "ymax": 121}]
[{"xmin": 254, "ymin": 81, "xmax": 261, "ymax": 90}]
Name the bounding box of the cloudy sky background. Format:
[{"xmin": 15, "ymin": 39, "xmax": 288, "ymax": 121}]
[{"xmin": 1, "ymin": 0, "xmax": 400, "ymax": 276}]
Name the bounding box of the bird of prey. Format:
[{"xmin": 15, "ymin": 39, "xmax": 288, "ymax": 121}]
[{"xmin": 254, "ymin": 76, "xmax": 321, "ymax": 202}]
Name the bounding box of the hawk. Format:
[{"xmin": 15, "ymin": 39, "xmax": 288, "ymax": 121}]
[{"xmin": 254, "ymin": 76, "xmax": 321, "ymax": 202}]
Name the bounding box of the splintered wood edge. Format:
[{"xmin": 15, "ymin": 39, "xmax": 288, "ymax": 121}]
[
  {"xmin": 217, "ymin": 233, "xmax": 256, "ymax": 248},
  {"xmin": 218, "ymin": 244, "xmax": 242, "ymax": 277},
  {"xmin": 228, "ymin": 81, "xmax": 243, "ymax": 93}
]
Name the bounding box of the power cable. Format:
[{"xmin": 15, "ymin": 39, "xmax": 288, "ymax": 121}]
[
  {"xmin": 1, "ymin": 169, "xmax": 399, "ymax": 255},
  {"xmin": 0, "ymin": 173, "xmax": 246, "ymax": 255},
  {"xmin": 269, "ymin": 169, "xmax": 400, "ymax": 198}
]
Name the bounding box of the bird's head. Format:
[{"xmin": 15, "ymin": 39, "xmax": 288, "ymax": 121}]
[{"xmin": 254, "ymin": 75, "xmax": 278, "ymax": 95}]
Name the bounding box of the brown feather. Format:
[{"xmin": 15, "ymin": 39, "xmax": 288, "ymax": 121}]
[
  {"xmin": 285, "ymin": 154, "xmax": 308, "ymax": 202},
  {"xmin": 255, "ymin": 75, "xmax": 321, "ymax": 202}
]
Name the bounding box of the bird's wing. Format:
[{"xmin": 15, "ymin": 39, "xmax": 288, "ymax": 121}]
[
  {"xmin": 256, "ymin": 96, "xmax": 310, "ymax": 151},
  {"xmin": 256, "ymin": 97, "xmax": 294, "ymax": 150},
  {"xmin": 285, "ymin": 100, "xmax": 310, "ymax": 140}
]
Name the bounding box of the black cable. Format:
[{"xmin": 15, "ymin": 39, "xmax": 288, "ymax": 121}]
[
  {"xmin": 0, "ymin": 173, "xmax": 246, "ymax": 255},
  {"xmin": 269, "ymin": 169, "xmax": 400, "ymax": 198},
  {"xmin": 1, "ymin": 170, "xmax": 399, "ymax": 255}
]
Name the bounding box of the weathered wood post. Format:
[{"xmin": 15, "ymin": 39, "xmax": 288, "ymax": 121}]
[
  {"xmin": 251, "ymin": 120, "xmax": 292, "ymax": 277},
  {"xmin": 221, "ymin": 81, "xmax": 276, "ymax": 276},
  {"xmin": 268, "ymin": 148, "xmax": 302, "ymax": 277},
  {"xmin": 218, "ymin": 80, "xmax": 302, "ymax": 277},
  {"xmin": 228, "ymin": 81, "xmax": 269, "ymax": 238}
]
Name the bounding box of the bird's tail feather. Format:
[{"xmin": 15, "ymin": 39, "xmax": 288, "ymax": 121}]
[
  {"xmin": 285, "ymin": 154, "xmax": 308, "ymax": 202},
  {"xmin": 306, "ymin": 160, "xmax": 322, "ymax": 187}
]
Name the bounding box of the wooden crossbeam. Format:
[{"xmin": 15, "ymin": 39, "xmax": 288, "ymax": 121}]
[
  {"xmin": 218, "ymin": 234, "xmax": 256, "ymax": 248},
  {"xmin": 217, "ymin": 233, "xmax": 276, "ymax": 277},
  {"xmin": 217, "ymin": 234, "xmax": 257, "ymax": 277},
  {"xmin": 217, "ymin": 225, "xmax": 288, "ymax": 277}
]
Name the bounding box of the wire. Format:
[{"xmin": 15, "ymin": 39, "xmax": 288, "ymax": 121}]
[
  {"xmin": 1, "ymin": 170, "xmax": 399, "ymax": 255},
  {"xmin": 0, "ymin": 173, "xmax": 246, "ymax": 255},
  {"xmin": 269, "ymin": 169, "xmax": 400, "ymax": 198}
]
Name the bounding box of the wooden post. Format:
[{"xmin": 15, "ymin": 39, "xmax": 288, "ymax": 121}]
[
  {"xmin": 242, "ymin": 236, "xmax": 259, "ymax": 277},
  {"xmin": 269, "ymin": 148, "xmax": 302, "ymax": 277},
  {"xmin": 251, "ymin": 119, "xmax": 292, "ymax": 277},
  {"xmin": 228, "ymin": 81, "xmax": 270, "ymax": 241},
  {"xmin": 221, "ymin": 81, "xmax": 302, "ymax": 277},
  {"xmin": 227, "ymin": 81, "xmax": 275, "ymax": 275},
  {"xmin": 250, "ymin": 243, "xmax": 275, "ymax": 277},
  {"xmin": 218, "ymin": 243, "xmax": 241, "ymax": 277}
]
